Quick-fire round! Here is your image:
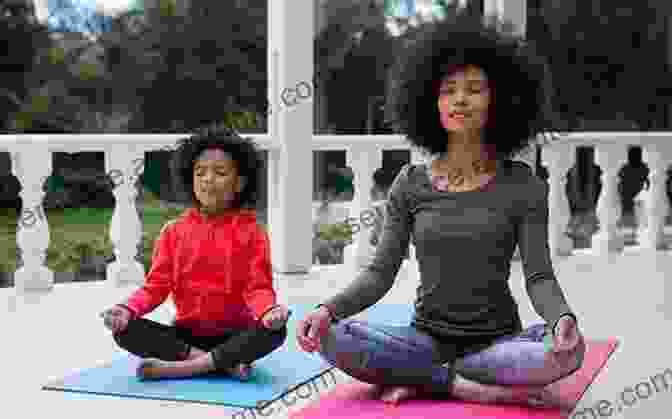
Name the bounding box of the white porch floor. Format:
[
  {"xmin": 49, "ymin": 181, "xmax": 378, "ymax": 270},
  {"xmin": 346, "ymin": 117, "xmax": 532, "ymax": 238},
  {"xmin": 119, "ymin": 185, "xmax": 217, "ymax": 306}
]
[{"xmin": 2, "ymin": 251, "xmax": 671, "ymax": 419}]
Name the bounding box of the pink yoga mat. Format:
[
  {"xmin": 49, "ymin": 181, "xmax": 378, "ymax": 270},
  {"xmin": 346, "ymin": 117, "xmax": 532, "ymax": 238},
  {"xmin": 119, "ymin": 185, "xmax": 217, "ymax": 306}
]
[{"xmin": 290, "ymin": 339, "xmax": 618, "ymax": 419}]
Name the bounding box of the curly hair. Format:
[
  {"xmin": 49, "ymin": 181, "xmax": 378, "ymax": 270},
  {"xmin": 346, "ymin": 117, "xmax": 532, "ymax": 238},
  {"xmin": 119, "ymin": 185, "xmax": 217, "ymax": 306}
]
[
  {"xmin": 169, "ymin": 124, "xmax": 262, "ymax": 210},
  {"xmin": 385, "ymin": 7, "xmax": 558, "ymax": 160}
]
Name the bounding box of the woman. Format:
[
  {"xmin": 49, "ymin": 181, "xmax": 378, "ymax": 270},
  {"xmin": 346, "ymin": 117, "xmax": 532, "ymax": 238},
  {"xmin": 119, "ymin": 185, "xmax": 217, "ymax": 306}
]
[
  {"xmin": 100, "ymin": 126, "xmax": 290, "ymax": 381},
  {"xmin": 296, "ymin": 9, "xmax": 585, "ymax": 410}
]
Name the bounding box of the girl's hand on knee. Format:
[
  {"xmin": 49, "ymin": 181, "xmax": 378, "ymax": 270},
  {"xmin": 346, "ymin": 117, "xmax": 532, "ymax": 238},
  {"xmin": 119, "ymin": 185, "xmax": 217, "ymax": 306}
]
[
  {"xmin": 296, "ymin": 307, "xmax": 332, "ymax": 353},
  {"xmin": 261, "ymin": 305, "xmax": 290, "ymax": 330},
  {"xmin": 100, "ymin": 305, "xmax": 131, "ymax": 334}
]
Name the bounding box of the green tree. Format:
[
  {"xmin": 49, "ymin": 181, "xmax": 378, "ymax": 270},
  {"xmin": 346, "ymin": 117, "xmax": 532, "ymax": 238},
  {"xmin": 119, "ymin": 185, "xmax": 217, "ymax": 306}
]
[
  {"xmin": 314, "ymin": 0, "xmax": 459, "ymax": 134},
  {"xmin": 2, "ymin": 0, "xmax": 135, "ymax": 133},
  {"xmin": 0, "ymin": 1, "xmax": 53, "ymax": 131},
  {"xmin": 119, "ymin": 0, "xmax": 269, "ymax": 132},
  {"xmin": 529, "ymin": 0, "xmax": 672, "ymax": 130}
]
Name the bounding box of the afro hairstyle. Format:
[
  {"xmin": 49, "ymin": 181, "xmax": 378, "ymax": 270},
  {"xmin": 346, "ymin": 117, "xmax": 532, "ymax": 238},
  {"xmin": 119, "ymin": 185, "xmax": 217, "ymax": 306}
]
[
  {"xmin": 169, "ymin": 124, "xmax": 262, "ymax": 210},
  {"xmin": 385, "ymin": 7, "xmax": 559, "ymax": 161}
]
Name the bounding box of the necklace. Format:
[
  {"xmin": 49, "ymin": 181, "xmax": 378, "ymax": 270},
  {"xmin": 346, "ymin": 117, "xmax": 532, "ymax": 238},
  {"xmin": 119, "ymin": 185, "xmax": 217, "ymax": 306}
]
[{"xmin": 431, "ymin": 157, "xmax": 498, "ymax": 191}]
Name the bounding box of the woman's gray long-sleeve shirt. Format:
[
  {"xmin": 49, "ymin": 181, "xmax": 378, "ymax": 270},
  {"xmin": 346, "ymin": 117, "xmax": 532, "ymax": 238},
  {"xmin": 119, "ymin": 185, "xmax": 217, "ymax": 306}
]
[{"xmin": 320, "ymin": 159, "xmax": 574, "ymax": 339}]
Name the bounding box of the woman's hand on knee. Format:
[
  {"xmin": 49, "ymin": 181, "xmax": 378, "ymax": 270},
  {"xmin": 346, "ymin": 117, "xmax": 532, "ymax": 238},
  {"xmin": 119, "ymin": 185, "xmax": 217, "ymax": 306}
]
[
  {"xmin": 548, "ymin": 315, "xmax": 585, "ymax": 371},
  {"xmin": 296, "ymin": 306, "xmax": 333, "ymax": 353},
  {"xmin": 100, "ymin": 305, "xmax": 132, "ymax": 334}
]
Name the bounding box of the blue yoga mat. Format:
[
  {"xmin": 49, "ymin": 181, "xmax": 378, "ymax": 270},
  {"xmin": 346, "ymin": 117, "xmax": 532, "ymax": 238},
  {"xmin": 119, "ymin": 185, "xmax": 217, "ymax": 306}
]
[{"xmin": 42, "ymin": 303, "xmax": 414, "ymax": 408}]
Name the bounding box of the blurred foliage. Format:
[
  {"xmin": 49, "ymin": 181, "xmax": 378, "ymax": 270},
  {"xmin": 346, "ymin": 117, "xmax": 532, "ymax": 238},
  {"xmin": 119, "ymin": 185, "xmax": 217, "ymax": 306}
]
[
  {"xmin": 0, "ymin": 188, "xmax": 184, "ymax": 274},
  {"xmin": 317, "ymin": 221, "xmax": 354, "ymax": 245}
]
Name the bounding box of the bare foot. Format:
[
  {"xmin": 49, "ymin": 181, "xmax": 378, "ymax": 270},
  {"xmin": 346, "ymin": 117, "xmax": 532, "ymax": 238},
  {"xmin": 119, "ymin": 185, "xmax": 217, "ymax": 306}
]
[
  {"xmin": 225, "ymin": 363, "xmax": 253, "ymax": 381},
  {"xmin": 486, "ymin": 385, "xmax": 573, "ymax": 411},
  {"xmin": 452, "ymin": 375, "xmax": 572, "ymax": 411},
  {"xmin": 519, "ymin": 387, "xmax": 574, "ymax": 412},
  {"xmin": 137, "ymin": 358, "xmax": 174, "ymax": 380},
  {"xmin": 136, "ymin": 356, "xmax": 214, "ymax": 380},
  {"xmin": 368, "ymin": 384, "xmax": 388, "ymax": 398},
  {"xmin": 379, "ymin": 386, "xmax": 419, "ymax": 405}
]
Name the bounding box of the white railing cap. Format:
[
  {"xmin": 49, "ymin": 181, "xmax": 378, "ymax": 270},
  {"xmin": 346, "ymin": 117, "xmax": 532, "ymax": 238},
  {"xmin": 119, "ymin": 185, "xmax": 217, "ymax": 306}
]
[{"xmin": 1, "ymin": 132, "xmax": 671, "ymax": 153}]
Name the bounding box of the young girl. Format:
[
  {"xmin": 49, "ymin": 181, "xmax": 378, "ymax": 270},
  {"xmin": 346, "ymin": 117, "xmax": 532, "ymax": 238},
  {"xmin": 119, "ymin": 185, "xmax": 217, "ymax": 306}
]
[
  {"xmin": 100, "ymin": 126, "xmax": 290, "ymax": 381},
  {"xmin": 297, "ymin": 8, "xmax": 584, "ymax": 410}
]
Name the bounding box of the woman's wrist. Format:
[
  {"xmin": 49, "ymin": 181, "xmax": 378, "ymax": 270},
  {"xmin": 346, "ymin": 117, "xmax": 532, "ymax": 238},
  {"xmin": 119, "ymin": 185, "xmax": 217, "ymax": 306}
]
[{"xmin": 316, "ymin": 303, "xmax": 338, "ymax": 323}]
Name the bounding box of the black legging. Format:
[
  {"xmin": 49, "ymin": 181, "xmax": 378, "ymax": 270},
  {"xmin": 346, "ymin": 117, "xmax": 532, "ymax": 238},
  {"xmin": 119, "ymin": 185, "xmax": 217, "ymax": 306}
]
[{"xmin": 113, "ymin": 318, "xmax": 287, "ymax": 371}]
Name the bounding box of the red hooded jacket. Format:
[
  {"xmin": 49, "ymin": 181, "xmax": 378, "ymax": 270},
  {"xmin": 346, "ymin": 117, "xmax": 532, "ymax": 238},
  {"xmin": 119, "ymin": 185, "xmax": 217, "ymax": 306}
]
[{"xmin": 121, "ymin": 207, "xmax": 278, "ymax": 336}]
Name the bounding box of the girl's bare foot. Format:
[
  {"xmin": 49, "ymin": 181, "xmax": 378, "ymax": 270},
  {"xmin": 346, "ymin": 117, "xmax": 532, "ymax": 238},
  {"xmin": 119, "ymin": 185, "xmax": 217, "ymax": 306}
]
[
  {"xmin": 379, "ymin": 386, "xmax": 419, "ymax": 405},
  {"xmin": 137, "ymin": 353, "xmax": 217, "ymax": 380},
  {"xmin": 137, "ymin": 358, "xmax": 192, "ymax": 380},
  {"xmin": 225, "ymin": 363, "xmax": 253, "ymax": 381}
]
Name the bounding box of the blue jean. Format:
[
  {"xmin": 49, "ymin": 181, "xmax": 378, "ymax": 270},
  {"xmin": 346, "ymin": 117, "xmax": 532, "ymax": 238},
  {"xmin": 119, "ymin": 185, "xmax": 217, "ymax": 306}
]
[{"xmin": 318, "ymin": 319, "xmax": 584, "ymax": 395}]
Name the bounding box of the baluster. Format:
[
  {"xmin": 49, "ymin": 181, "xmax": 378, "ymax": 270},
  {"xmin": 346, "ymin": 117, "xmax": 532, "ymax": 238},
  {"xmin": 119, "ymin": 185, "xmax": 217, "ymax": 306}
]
[
  {"xmin": 11, "ymin": 146, "xmax": 54, "ymax": 292},
  {"xmin": 542, "ymin": 141, "xmax": 574, "ymax": 258},
  {"xmin": 641, "ymin": 143, "xmax": 670, "ymax": 251},
  {"xmin": 593, "ymin": 143, "xmax": 627, "ymax": 255},
  {"xmin": 346, "ymin": 145, "xmax": 382, "ymax": 269},
  {"xmin": 105, "ymin": 147, "xmax": 145, "ymax": 287}
]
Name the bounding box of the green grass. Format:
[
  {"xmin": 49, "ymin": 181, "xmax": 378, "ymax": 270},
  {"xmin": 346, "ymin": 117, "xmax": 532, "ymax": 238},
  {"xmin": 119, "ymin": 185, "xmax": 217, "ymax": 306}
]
[{"xmin": 0, "ymin": 190, "xmax": 185, "ymax": 274}]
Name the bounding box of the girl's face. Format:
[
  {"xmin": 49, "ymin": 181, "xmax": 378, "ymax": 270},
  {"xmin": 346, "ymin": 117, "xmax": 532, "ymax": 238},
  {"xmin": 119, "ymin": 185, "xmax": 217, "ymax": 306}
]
[
  {"xmin": 437, "ymin": 65, "xmax": 491, "ymax": 135},
  {"xmin": 192, "ymin": 148, "xmax": 244, "ymax": 213}
]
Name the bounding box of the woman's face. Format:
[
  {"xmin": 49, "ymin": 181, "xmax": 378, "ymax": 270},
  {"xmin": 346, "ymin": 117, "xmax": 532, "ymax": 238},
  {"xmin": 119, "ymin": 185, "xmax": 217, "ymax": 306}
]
[
  {"xmin": 192, "ymin": 148, "xmax": 244, "ymax": 213},
  {"xmin": 437, "ymin": 65, "xmax": 491, "ymax": 135}
]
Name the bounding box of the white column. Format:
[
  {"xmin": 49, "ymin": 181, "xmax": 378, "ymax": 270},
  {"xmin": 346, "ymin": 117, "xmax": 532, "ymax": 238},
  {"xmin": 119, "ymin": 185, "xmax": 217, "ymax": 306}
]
[
  {"xmin": 267, "ymin": 0, "xmax": 314, "ymax": 273},
  {"xmin": 593, "ymin": 143, "xmax": 627, "ymax": 255},
  {"xmin": 105, "ymin": 147, "xmax": 145, "ymax": 286},
  {"xmin": 641, "ymin": 142, "xmax": 671, "ymax": 251},
  {"xmin": 346, "ymin": 145, "xmax": 382, "ymax": 268},
  {"xmin": 542, "ymin": 142, "xmax": 574, "ymax": 258},
  {"xmin": 11, "ymin": 146, "xmax": 54, "ymax": 292},
  {"xmin": 483, "ymin": 0, "xmax": 526, "ymax": 36}
]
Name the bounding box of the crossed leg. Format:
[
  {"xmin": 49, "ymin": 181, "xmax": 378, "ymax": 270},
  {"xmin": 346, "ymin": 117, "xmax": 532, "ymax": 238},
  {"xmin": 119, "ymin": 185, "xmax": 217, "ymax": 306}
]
[
  {"xmin": 113, "ymin": 317, "xmax": 287, "ymax": 380},
  {"xmin": 318, "ymin": 319, "xmax": 584, "ymax": 408}
]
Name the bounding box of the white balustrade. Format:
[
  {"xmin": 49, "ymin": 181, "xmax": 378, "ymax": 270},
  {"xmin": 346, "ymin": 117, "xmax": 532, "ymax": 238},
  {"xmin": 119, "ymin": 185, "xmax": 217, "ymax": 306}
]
[
  {"xmin": 346, "ymin": 144, "xmax": 382, "ymax": 269},
  {"xmin": 105, "ymin": 146, "xmax": 145, "ymax": 287},
  {"xmin": 1, "ymin": 132, "xmax": 671, "ymax": 296},
  {"xmin": 593, "ymin": 142, "xmax": 628, "ymax": 255},
  {"xmin": 641, "ymin": 143, "xmax": 672, "ymax": 251},
  {"xmin": 11, "ymin": 146, "xmax": 54, "ymax": 292},
  {"xmin": 542, "ymin": 141, "xmax": 575, "ymax": 258}
]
